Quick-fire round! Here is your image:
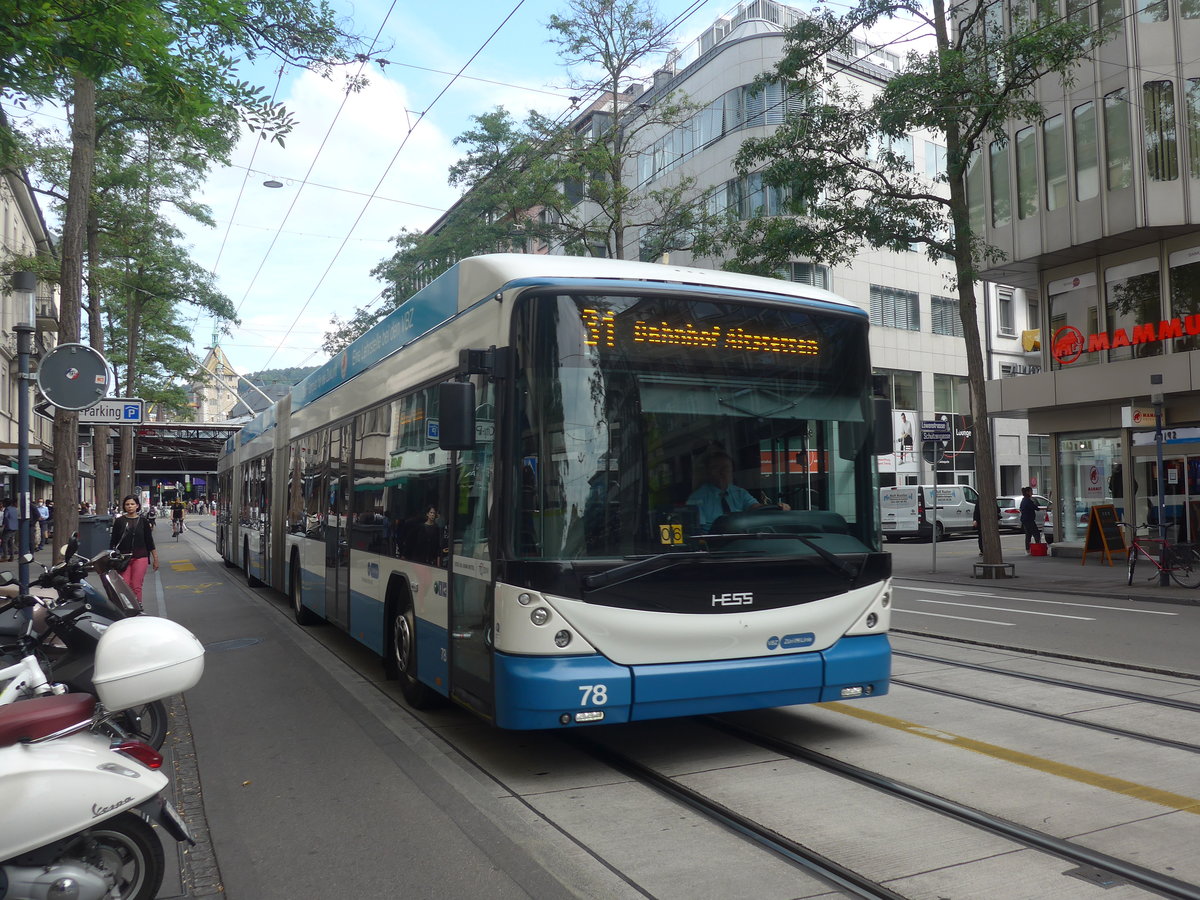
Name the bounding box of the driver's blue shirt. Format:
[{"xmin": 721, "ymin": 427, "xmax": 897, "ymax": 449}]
[{"xmin": 687, "ymin": 482, "xmax": 759, "ymax": 531}]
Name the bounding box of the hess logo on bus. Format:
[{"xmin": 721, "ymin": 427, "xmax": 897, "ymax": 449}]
[{"xmin": 712, "ymin": 592, "xmax": 753, "ymax": 607}]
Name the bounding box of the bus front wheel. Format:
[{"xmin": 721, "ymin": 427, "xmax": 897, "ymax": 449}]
[{"xmin": 385, "ymin": 601, "xmax": 441, "ymax": 710}]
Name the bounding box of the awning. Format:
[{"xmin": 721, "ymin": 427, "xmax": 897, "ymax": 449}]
[
  {"xmin": 29, "ymin": 467, "xmax": 53, "ymax": 483},
  {"xmin": 0, "ymin": 465, "xmax": 17, "ymax": 476}
]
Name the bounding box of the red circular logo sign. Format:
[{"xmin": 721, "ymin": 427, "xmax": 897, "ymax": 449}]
[{"xmin": 1051, "ymin": 325, "xmax": 1084, "ymax": 365}]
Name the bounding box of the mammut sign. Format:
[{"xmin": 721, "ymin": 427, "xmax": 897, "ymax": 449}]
[{"xmin": 1052, "ymin": 317, "xmax": 1200, "ymax": 365}]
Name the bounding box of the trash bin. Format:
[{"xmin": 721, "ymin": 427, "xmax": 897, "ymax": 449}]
[{"xmin": 77, "ymin": 514, "xmax": 113, "ymax": 558}]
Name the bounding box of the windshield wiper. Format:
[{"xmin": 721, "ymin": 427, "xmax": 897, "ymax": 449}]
[
  {"xmin": 700, "ymin": 531, "xmax": 865, "ymax": 581},
  {"xmin": 582, "ymin": 551, "xmax": 715, "ymax": 592}
]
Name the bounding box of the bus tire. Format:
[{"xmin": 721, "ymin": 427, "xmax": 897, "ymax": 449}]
[
  {"xmin": 385, "ymin": 595, "xmax": 441, "ymax": 710},
  {"xmin": 291, "ymin": 554, "xmax": 321, "ymax": 626}
]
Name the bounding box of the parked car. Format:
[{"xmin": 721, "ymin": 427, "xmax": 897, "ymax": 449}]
[
  {"xmin": 1042, "ymin": 501, "xmax": 1091, "ymax": 542},
  {"xmin": 996, "ymin": 494, "xmax": 1050, "ymax": 532}
]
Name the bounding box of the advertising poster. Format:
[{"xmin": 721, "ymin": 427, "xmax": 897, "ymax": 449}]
[
  {"xmin": 1082, "ymin": 462, "xmax": 1106, "ymax": 499},
  {"xmin": 877, "ymin": 409, "xmax": 920, "ymax": 476}
]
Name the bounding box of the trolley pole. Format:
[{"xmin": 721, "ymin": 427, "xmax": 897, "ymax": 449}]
[{"xmin": 1152, "ymin": 389, "xmax": 1169, "ymax": 587}]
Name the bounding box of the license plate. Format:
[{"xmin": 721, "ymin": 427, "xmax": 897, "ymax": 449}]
[{"xmin": 882, "ymin": 523, "xmax": 896, "ymax": 529}]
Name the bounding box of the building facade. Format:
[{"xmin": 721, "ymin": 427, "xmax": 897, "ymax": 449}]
[
  {"xmin": 0, "ymin": 167, "xmax": 58, "ymax": 501},
  {"xmin": 976, "ymin": 0, "xmax": 1200, "ymax": 540},
  {"xmin": 620, "ymin": 0, "xmax": 1026, "ymax": 489}
]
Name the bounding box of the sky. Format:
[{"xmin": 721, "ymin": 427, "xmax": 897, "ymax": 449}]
[{"xmin": 178, "ymin": 0, "xmax": 744, "ymax": 379}]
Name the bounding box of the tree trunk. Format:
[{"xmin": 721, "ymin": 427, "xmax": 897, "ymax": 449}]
[
  {"xmin": 118, "ymin": 269, "xmax": 144, "ymax": 500},
  {"xmin": 86, "ymin": 206, "xmax": 112, "ymax": 514},
  {"xmin": 52, "ymin": 74, "xmax": 96, "ymax": 559}
]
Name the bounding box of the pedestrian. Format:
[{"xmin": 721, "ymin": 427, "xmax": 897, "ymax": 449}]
[
  {"xmin": 1019, "ymin": 486, "xmax": 1043, "ymax": 553},
  {"xmin": 27, "ymin": 499, "xmax": 41, "ymax": 552},
  {"xmin": 34, "ymin": 498, "xmax": 49, "ymax": 550},
  {"xmin": 1, "ymin": 498, "xmax": 17, "ymax": 561},
  {"xmin": 110, "ymin": 494, "xmax": 159, "ymax": 606},
  {"xmin": 44, "ymin": 500, "xmax": 54, "ymax": 543},
  {"xmin": 972, "ymin": 500, "xmax": 1001, "ymax": 556}
]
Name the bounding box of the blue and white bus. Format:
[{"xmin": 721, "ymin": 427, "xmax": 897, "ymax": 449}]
[{"xmin": 216, "ymin": 254, "xmax": 894, "ymax": 729}]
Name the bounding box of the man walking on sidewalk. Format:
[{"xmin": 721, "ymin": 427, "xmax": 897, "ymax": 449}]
[{"xmin": 1020, "ymin": 486, "xmax": 1043, "ymax": 553}]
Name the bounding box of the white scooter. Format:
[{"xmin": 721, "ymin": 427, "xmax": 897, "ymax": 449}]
[{"xmin": 0, "ymin": 615, "xmax": 205, "ymax": 900}]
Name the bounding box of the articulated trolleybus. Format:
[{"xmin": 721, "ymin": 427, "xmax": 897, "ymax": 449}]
[{"xmin": 217, "ymin": 254, "xmax": 893, "ymax": 729}]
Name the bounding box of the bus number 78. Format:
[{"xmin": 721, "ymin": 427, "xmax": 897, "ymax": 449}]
[{"xmin": 578, "ymin": 684, "xmax": 608, "ymax": 706}]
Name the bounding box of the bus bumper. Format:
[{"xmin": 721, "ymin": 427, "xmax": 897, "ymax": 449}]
[{"xmin": 492, "ymin": 634, "xmax": 891, "ymax": 730}]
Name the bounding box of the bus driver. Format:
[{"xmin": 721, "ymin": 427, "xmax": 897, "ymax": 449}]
[{"xmin": 687, "ymin": 450, "xmax": 789, "ymax": 531}]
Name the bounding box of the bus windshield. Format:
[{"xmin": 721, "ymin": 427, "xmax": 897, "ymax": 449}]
[{"xmin": 511, "ymin": 291, "xmax": 878, "ymax": 561}]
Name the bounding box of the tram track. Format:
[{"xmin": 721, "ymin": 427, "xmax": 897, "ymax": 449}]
[
  {"xmin": 889, "ymin": 676, "xmax": 1200, "ymax": 753},
  {"xmin": 564, "ymin": 714, "xmax": 1200, "ymax": 900},
  {"xmin": 893, "ymin": 648, "xmax": 1200, "ymax": 713},
  {"xmin": 700, "ymin": 717, "xmax": 1200, "ymax": 900}
]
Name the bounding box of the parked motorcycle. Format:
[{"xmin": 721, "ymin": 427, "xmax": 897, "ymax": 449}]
[
  {"xmin": 0, "ymin": 672, "xmax": 196, "ymax": 897},
  {"xmin": 0, "ymin": 540, "xmax": 176, "ymax": 747}
]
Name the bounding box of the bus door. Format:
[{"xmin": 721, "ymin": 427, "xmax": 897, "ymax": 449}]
[
  {"xmin": 447, "ymin": 397, "xmax": 495, "ymax": 718},
  {"xmin": 325, "ymin": 425, "xmax": 351, "ymax": 628}
]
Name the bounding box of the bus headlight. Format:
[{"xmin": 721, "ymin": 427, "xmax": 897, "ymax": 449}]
[
  {"xmin": 517, "ymin": 593, "xmax": 534, "ymax": 605},
  {"xmin": 866, "ymin": 613, "xmax": 878, "ymax": 628},
  {"xmin": 530, "ymin": 607, "xmax": 550, "ymax": 626},
  {"xmin": 554, "ymin": 630, "xmax": 571, "ymax": 648}
]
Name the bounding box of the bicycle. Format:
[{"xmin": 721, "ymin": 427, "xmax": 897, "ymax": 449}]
[
  {"xmin": 172, "ymin": 517, "xmax": 183, "ymax": 540},
  {"xmin": 1120, "ymin": 522, "xmax": 1200, "ymax": 588}
]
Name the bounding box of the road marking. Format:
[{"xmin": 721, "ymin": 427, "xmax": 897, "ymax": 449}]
[
  {"xmin": 170, "ymin": 561, "xmax": 197, "ymax": 572},
  {"xmin": 904, "ymin": 597, "xmax": 1094, "ymax": 620},
  {"xmin": 167, "ymin": 582, "xmax": 224, "ymax": 594},
  {"xmin": 822, "ymin": 702, "xmax": 1200, "ymax": 814},
  {"xmin": 896, "ymin": 585, "xmax": 1178, "ymax": 615},
  {"xmin": 893, "ymin": 609, "xmax": 1015, "ymax": 626}
]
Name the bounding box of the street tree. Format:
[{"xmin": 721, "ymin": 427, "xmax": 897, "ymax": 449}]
[
  {"xmin": 335, "ymin": 0, "xmax": 712, "ymax": 353},
  {"xmin": 1, "ymin": 0, "xmax": 370, "ymax": 553},
  {"xmin": 703, "ymin": 0, "xmax": 1097, "ymax": 564}
]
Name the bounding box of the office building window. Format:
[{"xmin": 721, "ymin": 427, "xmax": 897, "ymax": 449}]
[
  {"xmin": 1168, "ymin": 246, "xmax": 1200, "ymax": 351},
  {"xmin": 1073, "ymin": 101, "xmax": 1099, "ymax": 201},
  {"xmin": 1104, "ymin": 259, "xmax": 1162, "ymax": 362},
  {"xmin": 870, "ymin": 284, "xmax": 920, "ymax": 331},
  {"xmin": 934, "ymin": 373, "xmax": 969, "ymax": 415},
  {"xmin": 1044, "ymin": 114, "xmax": 1068, "ymax": 210},
  {"xmin": 1027, "ymin": 294, "xmax": 1040, "ymax": 331},
  {"xmin": 1184, "ymin": 0, "xmax": 1200, "ymax": 17},
  {"xmin": 1016, "ymin": 126, "xmax": 1038, "ymax": 219},
  {"xmin": 1067, "ymin": 0, "xmax": 1092, "ymax": 24},
  {"xmin": 932, "ymin": 295, "xmax": 963, "ymax": 336},
  {"xmin": 1104, "ymin": 89, "xmax": 1132, "ymax": 190},
  {"xmin": 966, "ymin": 150, "xmax": 986, "ymax": 234},
  {"xmin": 990, "ymin": 139, "xmax": 1011, "ymax": 227},
  {"xmin": 1099, "ymin": 0, "xmax": 1125, "ymax": 29},
  {"xmin": 1137, "ymin": 0, "xmax": 1168, "ymax": 21},
  {"xmin": 997, "ymin": 287, "xmax": 1016, "ymax": 335},
  {"xmin": 924, "ymin": 141, "xmax": 947, "ymax": 179},
  {"xmin": 1049, "ymin": 272, "xmax": 1100, "ymax": 369},
  {"xmin": 1144, "ymin": 80, "xmax": 1179, "ymax": 181},
  {"xmin": 785, "ymin": 262, "xmax": 831, "ymax": 290},
  {"xmin": 873, "ymin": 368, "xmax": 920, "ymax": 410},
  {"xmin": 1187, "ymin": 79, "xmax": 1200, "ymax": 178}
]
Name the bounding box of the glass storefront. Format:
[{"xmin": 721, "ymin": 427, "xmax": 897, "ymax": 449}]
[{"xmin": 1056, "ymin": 431, "xmax": 1123, "ymax": 540}]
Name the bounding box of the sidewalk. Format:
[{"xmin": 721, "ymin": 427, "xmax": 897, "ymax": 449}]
[{"xmin": 886, "ymin": 532, "xmax": 1200, "ymax": 605}]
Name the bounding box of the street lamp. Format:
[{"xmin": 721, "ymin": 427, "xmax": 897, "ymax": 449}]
[
  {"xmin": 11, "ymin": 271, "xmax": 36, "ymax": 595},
  {"xmin": 1151, "ymin": 378, "xmax": 1169, "ymax": 587}
]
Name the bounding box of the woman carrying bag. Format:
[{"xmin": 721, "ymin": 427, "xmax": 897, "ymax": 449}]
[{"xmin": 110, "ymin": 494, "xmax": 159, "ymax": 606}]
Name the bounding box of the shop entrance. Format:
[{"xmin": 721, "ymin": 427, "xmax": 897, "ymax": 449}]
[{"xmin": 1132, "ymin": 453, "xmax": 1200, "ymax": 544}]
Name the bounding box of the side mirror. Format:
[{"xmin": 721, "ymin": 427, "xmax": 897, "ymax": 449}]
[
  {"xmin": 438, "ymin": 381, "xmax": 477, "ymax": 451},
  {"xmin": 872, "ymin": 398, "xmax": 894, "ymax": 456}
]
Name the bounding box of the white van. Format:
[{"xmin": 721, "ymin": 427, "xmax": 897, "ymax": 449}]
[{"xmin": 879, "ymin": 484, "xmax": 980, "ymax": 541}]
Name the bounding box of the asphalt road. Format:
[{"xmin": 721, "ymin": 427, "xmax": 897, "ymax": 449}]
[{"xmin": 885, "ymin": 530, "xmax": 1200, "ymax": 677}]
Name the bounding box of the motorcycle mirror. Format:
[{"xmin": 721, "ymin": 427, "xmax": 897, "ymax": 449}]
[
  {"xmin": 0, "ymin": 571, "xmax": 13, "ymax": 585},
  {"xmin": 19, "ymin": 552, "xmax": 34, "ymax": 564}
]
